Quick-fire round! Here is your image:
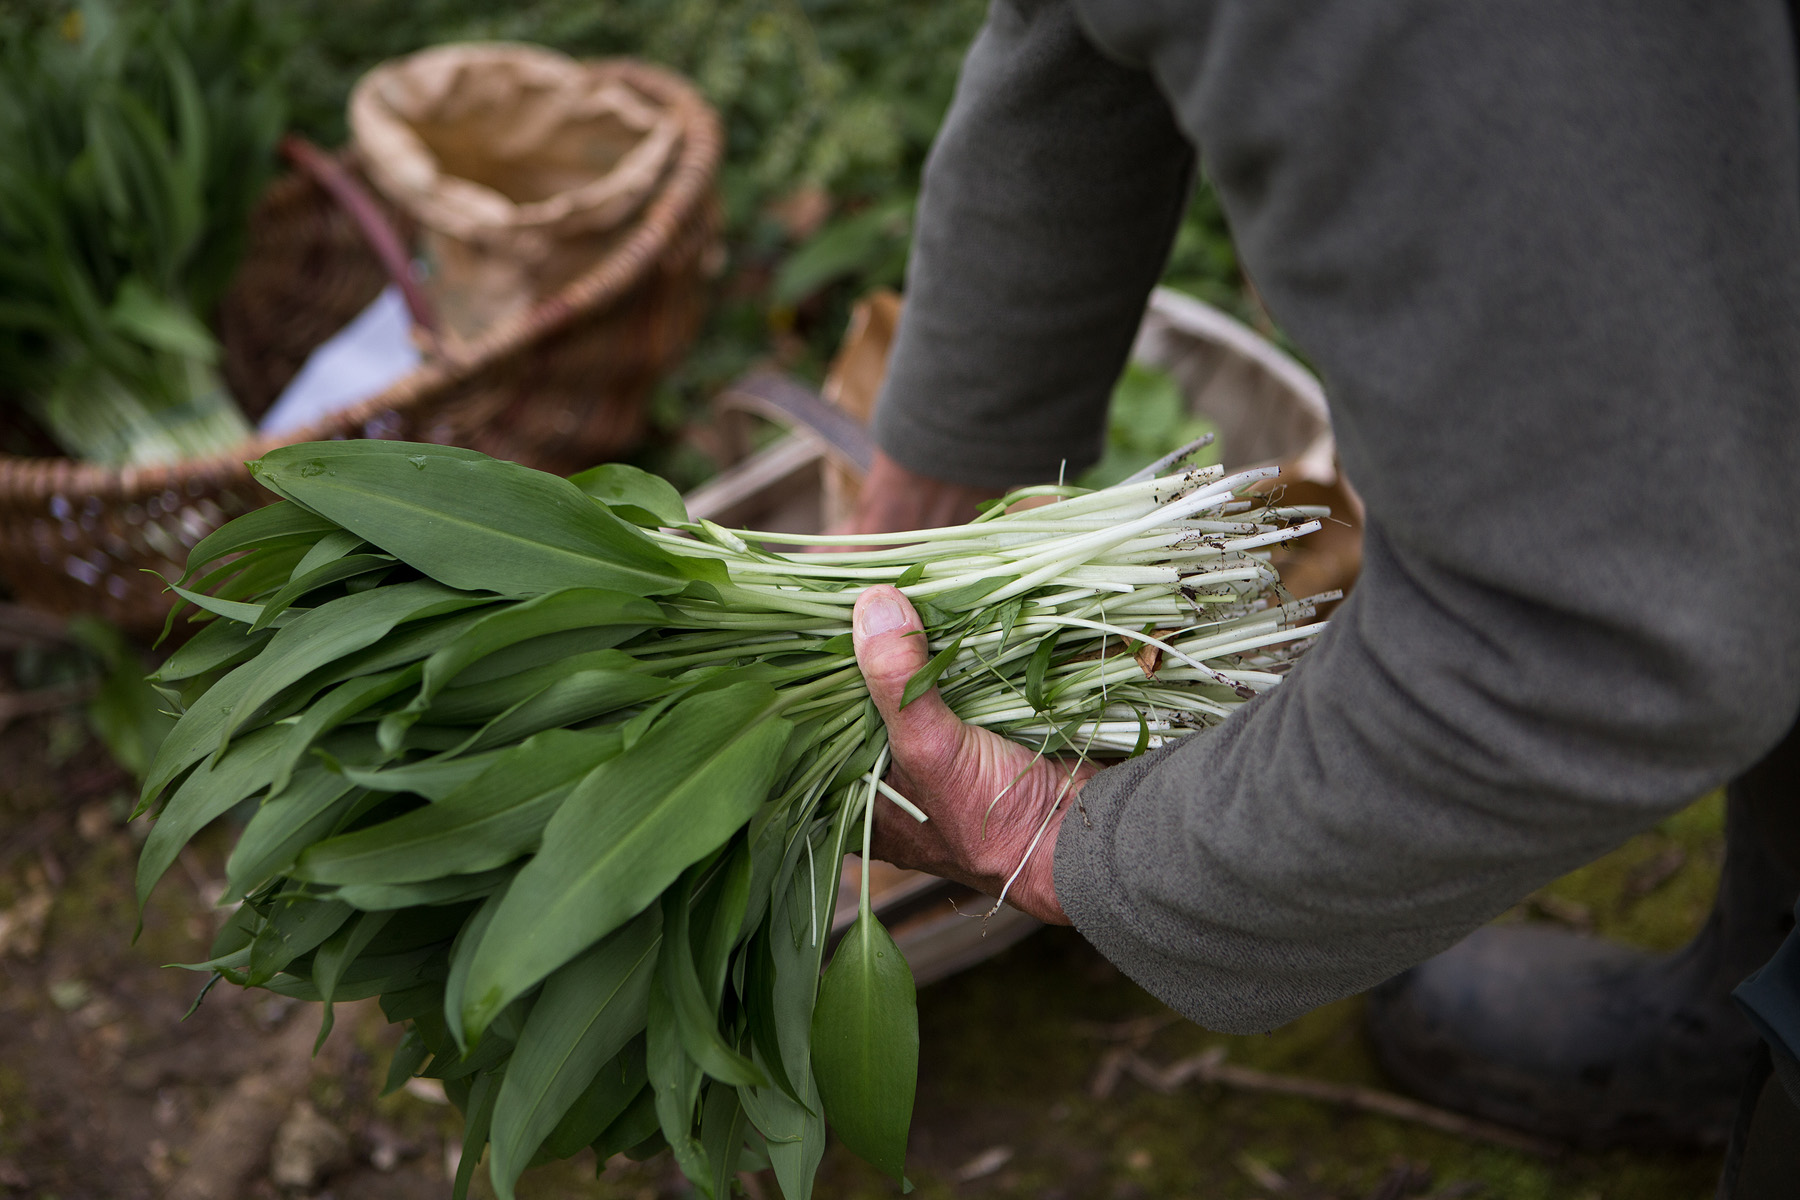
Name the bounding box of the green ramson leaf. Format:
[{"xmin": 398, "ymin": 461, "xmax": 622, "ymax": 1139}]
[
  {"xmin": 740, "ymin": 1127, "xmax": 773, "ymax": 1175},
  {"xmin": 330, "ymin": 868, "xmax": 513, "ymax": 913},
  {"xmin": 383, "ymin": 1027, "xmax": 431, "ymax": 1096},
  {"xmin": 439, "ymin": 1008, "xmax": 526, "ymax": 1082},
  {"xmin": 210, "ymin": 903, "xmax": 263, "ymax": 963},
  {"xmin": 700, "ymin": 1078, "xmax": 749, "ymax": 1198},
  {"xmin": 743, "ymin": 924, "xmax": 803, "ymax": 1108},
  {"xmin": 442, "ymin": 888, "xmax": 508, "ymax": 1057},
  {"xmin": 541, "ymin": 1038, "xmax": 648, "ymax": 1161},
  {"xmin": 422, "ymin": 649, "xmax": 645, "ymax": 725},
  {"xmin": 311, "ymin": 909, "xmax": 394, "ymax": 1051},
  {"xmin": 223, "ymin": 763, "xmax": 365, "ymax": 900},
  {"xmin": 996, "ymin": 597, "xmax": 1025, "ymax": 652},
  {"xmin": 262, "ymin": 949, "xmax": 441, "ymax": 1007},
  {"xmin": 385, "ymin": 977, "xmax": 453, "ymax": 1028},
  {"xmin": 757, "ymin": 800, "xmax": 857, "ymax": 1200},
  {"xmin": 181, "ymin": 502, "xmax": 338, "ymax": 584},
  {"xmin": 1025, "ymin": 633, "xmax": 1059, "ymax": 713},
  {"xmin": 289, "ymin": 528, "xmax": 366, "ymax": 579},
  {"xmin": 140, "ymin": 589, "xmax": 488, "ymax": 818},
  {"xmin": 488, "ymin": 908, "xmax": 661, "ymax": 1200},
  {"xmin": 695, "ymin": 840, "xmax": 753, "ymax": 1003},
  {"xmin": 250, "ymin": 442, "xmax": 703, "ymax": 597},
  {"xmin": 266, "ymin": 665, "xmax": 423, "ymax": 798},
  {"xmin": 589, "ymin": 1083, "xmax": 661, "ymax": 1164},
  {"xmin": 425, "ymin": 626, "xmax": 618, "ymax": 689},
  {"xmin": 137, "ymin": 722, "xmax": 287, "ymax": 907},
  {"xmin": 810, "ymin": 911, "xmax": 917, "ymax": 1182},
  {"xmin": 212, "ymin": 580, "xmax": 492, "ymax": 756},
  {"xmin": 899, "ymin": 634, "xmax": 963, "ymax": 710},
  {"xmin": 918, "ymin": 575, "xmax": 1013, "ymax": 612},
  {"xmin": 646, "ymin": 970, "xmax": 710, "ymax": 1190},
  {"xmin": 412, "ymin": 588, "xmax": 663, "ymax": 710},
  {"xmin": 247, "ymin": 897, "xmax": 353, "ymax": 986},
  {"xmin": 568, "ymin": 462, "xmax": 690, "ymax": 528},
  {"xmin": 331, "ymin": 751, "xmax": 504, "ymax": 801},
  {"xmin": 309, "ymin": 607, "xmax": 499, "ymax": 691},
  {"xmin": 157, "ymin": 31, "xmax": 208, "ymax": 202},
  {"xmin": 452, "ymin": 1068, "xmax": 502, "ymax": 1200},
  {"xmin": 249, "ymin": 554, "xmax": 394, "ymax": 632},
  {"xmin": 658, "ymin": 861, "xmax": 765, "ymax": 1089},
  {"xmin": 165, "ymin": 581, "xmax": 301, "ymax": 629},
  {"xmin": 456, "ymin": 683, "xmax": 792, "ymax": 1044},
  {"xmin": 165, "ymin": 542, "xmax": 311, "ymax": 639},
  {"xmin": 461, "ymin": 666, "xmax": 673, "ymax": 753},
  {"xmin": 152, "ymin": 616, "xmax": 273, "ymax": 684},
  {"xmin": 293, "ymin": 729, "xmax": 624, "ymax": 887}
]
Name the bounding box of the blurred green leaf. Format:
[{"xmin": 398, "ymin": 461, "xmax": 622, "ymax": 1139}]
[
  {"xmin": 67, "ymin": 614, "xmax": 173, "ymax": 778},
  {"xmin": 1077, "ymin": 362, "xmax": 1221, "ymax": 489},
  {"xmin": 773, "ymin": 198, "xmax": 913, "ymax": 306}
]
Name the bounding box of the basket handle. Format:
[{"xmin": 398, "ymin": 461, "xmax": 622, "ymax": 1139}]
[{"xmin": 278, "ymin": 134, "xmax": 442, "ymax": 350}]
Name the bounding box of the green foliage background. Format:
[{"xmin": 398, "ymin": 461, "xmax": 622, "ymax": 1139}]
[{"xmin": 3, "ymin": 0, "xmax": 1250, "ymax": 485}]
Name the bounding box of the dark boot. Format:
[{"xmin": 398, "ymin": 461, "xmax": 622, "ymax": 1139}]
[{"xmin": 1366, "ymin": 760, "xmax": 1800, "ymax": 1148}]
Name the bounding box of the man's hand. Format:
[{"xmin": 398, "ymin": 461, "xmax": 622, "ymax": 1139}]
[
  {"xmin": 833, "ymin": 450, "xmax": 1006, "ymax": 539},
  {"xmin": 852, "ymin": 585, "xmax": 1096, "ymax": 925}
]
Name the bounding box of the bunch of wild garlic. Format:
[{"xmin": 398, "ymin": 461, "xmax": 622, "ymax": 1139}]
[
  {"xmin": 136, "ymin": 439, "xmax": 1326, "ymax": 1200},
  {"xmin": 0, "ymin": 0, "xmax": 284, "ymax": 464}
]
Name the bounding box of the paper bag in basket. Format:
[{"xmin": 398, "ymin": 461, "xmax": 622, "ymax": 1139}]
[{"xmin": 350, "ymin": 43, "xmax": 682, "ymax": 343}]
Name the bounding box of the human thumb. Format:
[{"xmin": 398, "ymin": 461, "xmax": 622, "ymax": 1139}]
[{"xmin": 852, "ymin": 585, "xmax": 967, "ymax": 774}]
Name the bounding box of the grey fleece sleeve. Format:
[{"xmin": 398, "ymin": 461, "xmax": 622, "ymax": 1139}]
[
  {"xmin": 1053, "ymin": 0, "xmax": 1800, "ymax": 1032},
  {"xmin": 872, "ymin": 0, "xmax": 1194, "ymax": 490}
]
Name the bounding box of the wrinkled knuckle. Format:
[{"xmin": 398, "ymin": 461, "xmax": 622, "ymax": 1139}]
[
  {"xmin": 892, "ymin": 713, "xmax": 963, "ymax": 775},
  {"xmin": 865, "ymin": 639, "xmax": 924, "ymax": 690}
]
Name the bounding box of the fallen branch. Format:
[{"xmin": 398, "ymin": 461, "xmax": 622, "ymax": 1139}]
[{"xmin": 1091, "ymin": 1047, "xmax": 1562, "ymax": 1159}]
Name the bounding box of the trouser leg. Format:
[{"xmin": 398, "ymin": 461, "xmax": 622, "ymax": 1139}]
[{"xmin": 1717, "ymin": 714, "xmax": 1800, "ymax": 1198}]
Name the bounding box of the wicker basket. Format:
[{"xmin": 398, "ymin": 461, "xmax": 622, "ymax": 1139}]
[{"xmin": 0, "ymin": 58, "xmax": 721, "ymax": 638}]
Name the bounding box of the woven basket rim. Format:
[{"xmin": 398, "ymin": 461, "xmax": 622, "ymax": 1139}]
[{"xmin": 0, "ymin": 56, "xmax": 722, "ymax": 506}]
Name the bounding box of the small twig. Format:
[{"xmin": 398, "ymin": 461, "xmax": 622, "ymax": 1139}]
[
  {"xmin": 35, "ymin": 844, "xmax": 64, "ymax": 889},
  {"xmin": 1094, "ymin": 1048, "xmax": 1562, "ymax": 1159},
  {"xmin": 1624, "ymin": 845, "xmax": 1688, "ymax": 900},
  {"xmin": 1524, "ymin": 891, "xmax": 1593, "ymax": 932},
  {"xmin": 1073, "ymin": 1010, "xmax": 1184, "ymax": 1047},
  {"xmin": 1366, "ymin": 1158, "xmax": 1434, "ymax": 1200},
  {"xmin": 1236, "ymin": 1151, "xmax": 1290, "ymax": 1193},
  {"xmin": 1089, "ymin": 1048, "xmax": 1130, "ymax": 1100}
]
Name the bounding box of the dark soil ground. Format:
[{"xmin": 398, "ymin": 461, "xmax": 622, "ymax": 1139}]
[{"xmin": 0, "ymin": 708, "xmax": 1726, "ymax": 1200}]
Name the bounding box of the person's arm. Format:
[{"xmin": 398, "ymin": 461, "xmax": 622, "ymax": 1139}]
[
  {"xmin": 866, "ymin": 0, "xmax": 1800, "ymax": 1035},
  {"xmin": 1058, "ymin": 0, "xmax": 1800, "ymax": 1032},
  {"xmin": 865, "ymin": 0, "xmax": 1195, "ymax": 501}
]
